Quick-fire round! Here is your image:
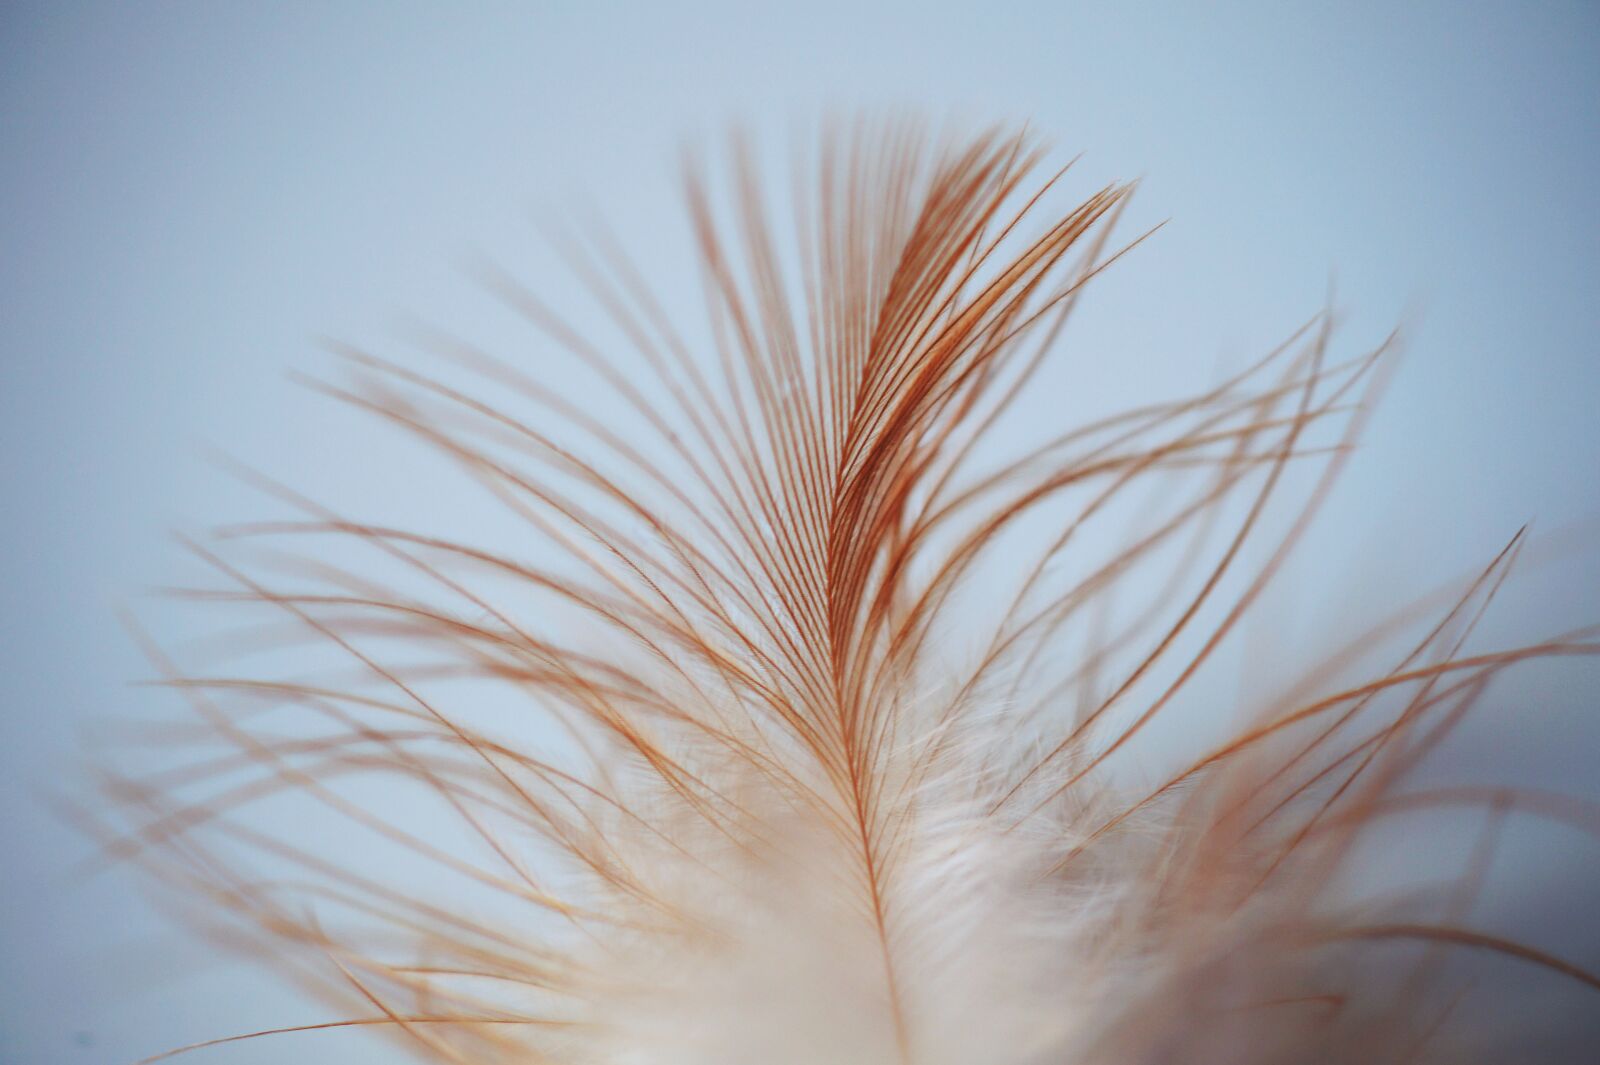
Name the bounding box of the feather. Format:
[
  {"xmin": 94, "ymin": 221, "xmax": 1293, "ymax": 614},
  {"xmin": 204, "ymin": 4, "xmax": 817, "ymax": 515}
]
[{"xmin": 98, "ymin": 119, "xmax": 1599, "ymax": 1064}]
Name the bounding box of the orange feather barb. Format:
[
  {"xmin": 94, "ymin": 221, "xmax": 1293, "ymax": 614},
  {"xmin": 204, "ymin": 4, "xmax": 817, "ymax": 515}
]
[{"xmin": 98, "ymin": 121, "xmax": 1598, "ymax": 1063}]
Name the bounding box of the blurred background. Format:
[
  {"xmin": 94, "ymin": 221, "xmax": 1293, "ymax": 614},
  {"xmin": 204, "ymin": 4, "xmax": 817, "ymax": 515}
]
[{"xmin": 2, "ymin": 2, "xmax": 1597, "ymax": 1061}]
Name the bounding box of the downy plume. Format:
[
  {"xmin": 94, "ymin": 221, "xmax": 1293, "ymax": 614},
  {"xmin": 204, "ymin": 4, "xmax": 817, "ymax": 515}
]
[{"xmin": 95, "ymin": 120, "xmax": 1599, "ymax": 1064}]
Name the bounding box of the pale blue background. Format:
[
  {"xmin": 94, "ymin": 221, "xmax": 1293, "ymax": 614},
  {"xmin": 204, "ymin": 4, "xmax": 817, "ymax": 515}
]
[{"xmin": 3, "ymin": 2, "xmax": 1597, "ymax": 1061}]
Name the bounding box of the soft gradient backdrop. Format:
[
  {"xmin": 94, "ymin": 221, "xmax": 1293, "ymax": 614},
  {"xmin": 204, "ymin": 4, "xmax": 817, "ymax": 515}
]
[{"xmin": 3, "ymin": 2, "xmax": 1597, "ymax": 1061}]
